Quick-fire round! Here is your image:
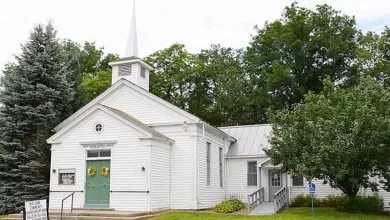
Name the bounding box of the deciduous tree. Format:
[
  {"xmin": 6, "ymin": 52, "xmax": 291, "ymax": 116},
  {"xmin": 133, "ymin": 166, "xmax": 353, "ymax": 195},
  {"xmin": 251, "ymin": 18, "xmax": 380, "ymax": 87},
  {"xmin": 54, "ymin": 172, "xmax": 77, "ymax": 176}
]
[
  {"xmin": 266, "ymin": 76, "xmax": 390, "ymax": 196},
  {"xmin": 245, "ymin": 3, "xmax": 360, "ymax": 122}
]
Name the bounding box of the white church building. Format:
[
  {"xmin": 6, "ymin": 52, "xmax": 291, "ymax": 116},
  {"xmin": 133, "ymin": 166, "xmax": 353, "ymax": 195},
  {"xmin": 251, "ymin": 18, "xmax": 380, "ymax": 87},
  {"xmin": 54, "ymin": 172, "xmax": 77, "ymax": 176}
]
[{"xmin": 46, "ymin": 3, "xmax": 390, "ymax": 213}]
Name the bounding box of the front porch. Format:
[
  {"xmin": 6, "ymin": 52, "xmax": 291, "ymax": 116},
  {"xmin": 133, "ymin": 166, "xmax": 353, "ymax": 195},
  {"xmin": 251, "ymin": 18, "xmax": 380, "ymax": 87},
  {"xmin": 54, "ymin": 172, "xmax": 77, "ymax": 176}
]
[{"xmin": 247, "ymin": 158, "xmax": 289, "ymax": 214}]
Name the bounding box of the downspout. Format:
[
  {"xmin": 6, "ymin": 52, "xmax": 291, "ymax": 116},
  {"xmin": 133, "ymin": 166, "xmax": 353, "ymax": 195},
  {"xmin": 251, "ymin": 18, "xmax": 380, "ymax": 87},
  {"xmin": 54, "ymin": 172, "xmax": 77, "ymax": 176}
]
[
  {"xmin": 224, "ymin": 138, "xmax": 229, "ymax": 199},
  {"xmin": 195, "ymin": 134, "xmax": 199, "ymax": 209},
  {"xmin": 197, "ymin": 121, "xmax": 205, "ymax": 208}
]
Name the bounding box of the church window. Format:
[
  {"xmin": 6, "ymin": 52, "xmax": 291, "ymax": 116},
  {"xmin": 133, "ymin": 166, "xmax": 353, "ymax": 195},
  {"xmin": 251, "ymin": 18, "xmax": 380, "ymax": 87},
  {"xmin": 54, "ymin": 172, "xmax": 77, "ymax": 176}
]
[
  {"xmin": 87, "ymin": 150, "xmax": 111, "ymax": 158},
  {"xmin": 247, "ymin": 161, "xmax": 257, "ymax": 186},
  {"xmin": 292, "ymin": 176, "xmax": 304, "ymax": 186},
  {"xmin": 206, "ymin": 142, "xmax": 211, "ymax": 186},
  {"xmin": 140, "ymin": 67, "xmax": 146, "ymax": 78},
  {"xmin": 94, "ymin": 123, "xmax": 103, "ymax": 133},
  {"xmin": 219, "ymin": 147, "xmax": 223, "ymax": 187}
]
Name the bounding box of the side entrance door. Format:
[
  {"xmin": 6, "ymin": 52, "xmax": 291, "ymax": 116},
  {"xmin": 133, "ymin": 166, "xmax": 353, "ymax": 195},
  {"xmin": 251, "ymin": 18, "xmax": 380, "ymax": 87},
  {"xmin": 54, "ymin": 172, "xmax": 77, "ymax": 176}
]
[
  {"xmin": 85, "ymin": 160, "xmax": 110, "ymax": 208},
  {"xmin": 269, "ymin": 170, "xmax": 282, "ymax": 202}
]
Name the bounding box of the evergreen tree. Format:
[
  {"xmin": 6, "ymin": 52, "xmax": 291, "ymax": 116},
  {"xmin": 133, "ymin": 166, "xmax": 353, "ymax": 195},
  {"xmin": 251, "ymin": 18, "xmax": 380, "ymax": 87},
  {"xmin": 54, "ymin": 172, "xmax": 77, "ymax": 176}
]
[{"xmin": 0, "ymin": 23, "xmax": 73, "ymax": 214}]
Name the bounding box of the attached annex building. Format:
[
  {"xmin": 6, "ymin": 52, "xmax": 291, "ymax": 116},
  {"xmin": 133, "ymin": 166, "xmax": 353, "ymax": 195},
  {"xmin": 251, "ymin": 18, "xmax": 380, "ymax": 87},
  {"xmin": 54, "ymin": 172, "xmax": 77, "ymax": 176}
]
[{"xmin": 47, "ymin": 4, "xmax": 390, "ymax": 213}]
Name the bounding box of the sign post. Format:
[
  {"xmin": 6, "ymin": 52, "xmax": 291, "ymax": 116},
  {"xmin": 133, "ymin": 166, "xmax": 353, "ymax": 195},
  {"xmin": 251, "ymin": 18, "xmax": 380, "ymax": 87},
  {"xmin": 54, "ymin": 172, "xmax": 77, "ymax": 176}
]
[
  {"xmin": 24, "ymin": 199, "xmax": 49, "ymax": 220},
  {"xmin": 308, "ymin": 182, "xmax": 316, "ymax": 213}
]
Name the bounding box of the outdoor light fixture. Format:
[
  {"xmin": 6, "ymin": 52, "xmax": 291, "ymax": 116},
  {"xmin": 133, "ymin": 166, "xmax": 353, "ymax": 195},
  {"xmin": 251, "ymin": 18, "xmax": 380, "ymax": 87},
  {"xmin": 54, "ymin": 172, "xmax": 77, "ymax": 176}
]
[
  {"xmin": 52, "ymin": 169, "xmax": 57, "ymax": 173},
  {"xmin": 182, "ymin": 120, "xmax": 188, "ymax": 131},
  {"xmin": 141, "ymin": 166, "xmax": 145, "ymax": 172}
]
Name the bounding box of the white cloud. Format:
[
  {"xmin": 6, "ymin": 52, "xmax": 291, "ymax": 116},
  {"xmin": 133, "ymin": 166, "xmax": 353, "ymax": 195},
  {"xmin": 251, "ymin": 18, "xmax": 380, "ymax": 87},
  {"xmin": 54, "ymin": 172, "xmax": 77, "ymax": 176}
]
[{"xmin": 1, "ymin": 0, "xmax": 390, "ymax": 74}]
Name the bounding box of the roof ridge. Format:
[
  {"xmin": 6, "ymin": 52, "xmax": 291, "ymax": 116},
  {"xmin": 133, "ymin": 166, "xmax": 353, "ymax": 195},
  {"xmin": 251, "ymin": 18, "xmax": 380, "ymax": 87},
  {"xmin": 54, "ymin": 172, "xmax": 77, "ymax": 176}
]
[{"xmin": 219, "ymin": 124, "xmax": 272, "ymax": 129}]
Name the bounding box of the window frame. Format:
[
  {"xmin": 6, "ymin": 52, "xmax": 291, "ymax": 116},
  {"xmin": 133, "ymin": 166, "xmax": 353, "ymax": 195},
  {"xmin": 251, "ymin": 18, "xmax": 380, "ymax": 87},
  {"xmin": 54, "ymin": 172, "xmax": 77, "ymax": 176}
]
[
  {"xmin": 206, "ymin": 142, "xmax": 211, "ymax": 186},
  {"xmin": 292, "ymin": 176, "xmax": 305, "ymax": 187},
  {"xmin": 219, "ymin": 147, "xmax": 223, "ymax": 188},
  {"xmin": 247, "ymin": 161, "xmax": 257, "ymax": 187},
  {"xmin": 87, "ymin": 149, "xmax": 111, "ymax": 158},
  {"xmin": 140, "ymin": 67, "xmax": 146, "ymax": 78}
]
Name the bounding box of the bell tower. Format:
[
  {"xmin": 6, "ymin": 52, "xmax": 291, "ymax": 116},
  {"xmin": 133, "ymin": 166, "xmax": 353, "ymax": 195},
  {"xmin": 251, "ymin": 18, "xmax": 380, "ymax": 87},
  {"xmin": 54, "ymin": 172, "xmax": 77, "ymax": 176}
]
[{"xmin": 109, "ymin": 0, "xmax": 153, "ymax": 91}]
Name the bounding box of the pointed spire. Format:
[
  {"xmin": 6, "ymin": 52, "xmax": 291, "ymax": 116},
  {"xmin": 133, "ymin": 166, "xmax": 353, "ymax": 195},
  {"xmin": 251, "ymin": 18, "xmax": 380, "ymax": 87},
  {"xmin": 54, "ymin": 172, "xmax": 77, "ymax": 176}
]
[{"xmin": 125, "ymin": 0, "xmax": 138, "ymax": 57}]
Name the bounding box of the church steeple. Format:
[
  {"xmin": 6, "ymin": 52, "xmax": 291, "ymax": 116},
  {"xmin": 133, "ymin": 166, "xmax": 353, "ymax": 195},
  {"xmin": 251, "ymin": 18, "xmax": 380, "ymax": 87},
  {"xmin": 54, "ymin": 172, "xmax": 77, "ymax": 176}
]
[
  {"xmin": 109, "ymin": 0, "xmax": 153, "ymax": 90},
  {"xmin": 125, "ymin": 0, "xmax": 138, "ymax": 57}
]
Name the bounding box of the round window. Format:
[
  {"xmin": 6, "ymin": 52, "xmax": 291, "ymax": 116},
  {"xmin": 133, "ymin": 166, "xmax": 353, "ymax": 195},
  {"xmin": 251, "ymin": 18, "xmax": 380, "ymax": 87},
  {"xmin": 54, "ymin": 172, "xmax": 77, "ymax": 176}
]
[{"xmin": 94, "ymin": 123, "xmax": 103, "ymax": 133}]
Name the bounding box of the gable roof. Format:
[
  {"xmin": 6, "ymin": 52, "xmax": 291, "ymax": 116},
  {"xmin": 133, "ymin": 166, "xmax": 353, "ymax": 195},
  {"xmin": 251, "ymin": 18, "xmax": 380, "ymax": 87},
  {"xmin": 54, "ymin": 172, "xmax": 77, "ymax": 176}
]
[
  {"xmin": 54, "ymin": 79, "xmax": 201, "ymax": 132},
  {"xmin": 219, "ymin": 124, "xmax": 272, "ymax": 157},
  {"xmin": 102, "ymin": 105, "xmax": 171, "ymax": 142},
  {"xmin": 47, "ymin": 104, "xmax": 173, "ymax": 144}
]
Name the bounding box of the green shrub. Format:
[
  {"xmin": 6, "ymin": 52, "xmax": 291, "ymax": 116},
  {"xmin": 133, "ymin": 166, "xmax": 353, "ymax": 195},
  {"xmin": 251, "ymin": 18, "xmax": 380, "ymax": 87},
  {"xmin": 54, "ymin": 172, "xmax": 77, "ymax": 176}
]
[
  {"xmin": 213, "ymin": 199, "xmax": 245, "ymax": 213},
  {"xmin": 338, "ymin": 195, "xmax": 383, "ymax": 214},
  {"xmin": 290, "ymin": 195, "xmax": 321, "ymax": 207},
  {"xmin": 291, "ymin": 194, "xmax": 384, "ymax": 214},
  {"xmin": 321, "ymin": 195, "xmax": 342, "ymax": 208}
]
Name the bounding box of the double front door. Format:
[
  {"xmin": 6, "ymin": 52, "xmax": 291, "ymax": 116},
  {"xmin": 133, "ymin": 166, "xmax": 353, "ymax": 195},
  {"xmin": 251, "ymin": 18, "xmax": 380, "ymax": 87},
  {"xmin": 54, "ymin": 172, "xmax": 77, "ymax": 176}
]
[
  {"xmin": 85, "ymin": 160, "xmax": 110, "ymax": 208},
  {"xmin": 269, "ymin": 170, "xmax": 283, "ymax": 202}
]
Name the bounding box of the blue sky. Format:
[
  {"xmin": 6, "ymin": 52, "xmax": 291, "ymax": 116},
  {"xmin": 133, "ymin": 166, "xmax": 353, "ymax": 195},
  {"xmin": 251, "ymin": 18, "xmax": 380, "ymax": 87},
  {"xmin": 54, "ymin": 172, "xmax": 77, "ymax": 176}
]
[{"xmin": 0, "ymin": 0, "xmax": 389, "ymax": 73}]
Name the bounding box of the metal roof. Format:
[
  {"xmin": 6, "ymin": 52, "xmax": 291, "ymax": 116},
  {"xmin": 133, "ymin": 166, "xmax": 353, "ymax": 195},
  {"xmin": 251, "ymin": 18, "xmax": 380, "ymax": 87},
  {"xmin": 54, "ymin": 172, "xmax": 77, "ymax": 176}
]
[{"xmin": 219, "ymin": 124, "xmax": 272, "ymax": 157}]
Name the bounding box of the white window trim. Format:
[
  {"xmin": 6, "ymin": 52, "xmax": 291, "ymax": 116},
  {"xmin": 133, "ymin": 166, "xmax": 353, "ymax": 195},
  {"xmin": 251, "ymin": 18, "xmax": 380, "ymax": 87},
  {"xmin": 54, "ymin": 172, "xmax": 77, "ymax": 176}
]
[
  {"xmin": 291, "ymin": 176, "xmax": 305, "ymax": 187},
  {"xmin": 219, "ymin": 147, "xmax": 223, "ymax": 188},
  {"xmin": 206, "ymin": 142, "xmax": 211, "ymax": 186},
  {"xmin": 247, "ymin": 161, "xmax": 257, "ymax": 187}
]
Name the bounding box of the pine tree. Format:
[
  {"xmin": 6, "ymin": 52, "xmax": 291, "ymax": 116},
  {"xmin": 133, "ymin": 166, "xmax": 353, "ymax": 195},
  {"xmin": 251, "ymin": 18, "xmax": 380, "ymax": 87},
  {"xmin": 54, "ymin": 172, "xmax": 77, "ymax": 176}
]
[{"xmin": 0, "ymin": 23, "xmax": 73, "ymax": 214}]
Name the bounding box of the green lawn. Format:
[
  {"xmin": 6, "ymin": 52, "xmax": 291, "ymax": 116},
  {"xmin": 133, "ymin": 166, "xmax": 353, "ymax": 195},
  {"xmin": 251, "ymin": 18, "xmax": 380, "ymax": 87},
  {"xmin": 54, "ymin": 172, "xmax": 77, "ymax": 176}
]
[{"xmin": 150, "ymin": 208, "xmax": 390, "ymax": 220}]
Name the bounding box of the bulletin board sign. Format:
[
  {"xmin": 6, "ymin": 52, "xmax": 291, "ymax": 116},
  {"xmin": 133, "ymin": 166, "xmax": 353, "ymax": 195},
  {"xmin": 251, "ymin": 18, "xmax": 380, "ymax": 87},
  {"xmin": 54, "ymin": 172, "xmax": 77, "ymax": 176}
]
[{"xmin": 24, "ymin": 199, "xmax": 49, "ymax": 220}]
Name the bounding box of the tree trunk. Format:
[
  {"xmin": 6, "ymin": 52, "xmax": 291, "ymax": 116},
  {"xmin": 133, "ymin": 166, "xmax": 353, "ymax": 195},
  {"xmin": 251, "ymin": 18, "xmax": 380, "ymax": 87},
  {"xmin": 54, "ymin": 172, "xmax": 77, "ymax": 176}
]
[{"xmin": 338, "ymin": 183, "xmax": 359, "ymax": 197}]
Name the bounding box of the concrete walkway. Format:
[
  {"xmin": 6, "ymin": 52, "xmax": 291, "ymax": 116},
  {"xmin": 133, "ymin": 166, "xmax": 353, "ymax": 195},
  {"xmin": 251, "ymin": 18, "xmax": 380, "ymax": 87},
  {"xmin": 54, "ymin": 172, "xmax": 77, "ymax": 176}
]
[{"xmin": 249, "ymin": 202, "xmax": 277, "ymax": 215}]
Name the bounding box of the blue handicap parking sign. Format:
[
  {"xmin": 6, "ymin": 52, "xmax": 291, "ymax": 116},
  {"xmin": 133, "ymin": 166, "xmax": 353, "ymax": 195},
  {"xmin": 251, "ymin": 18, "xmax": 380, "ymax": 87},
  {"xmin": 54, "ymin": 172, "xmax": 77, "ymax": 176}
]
[{"xmin": 309, "ymin": 183, "xmax": 316, "ymax": 194}]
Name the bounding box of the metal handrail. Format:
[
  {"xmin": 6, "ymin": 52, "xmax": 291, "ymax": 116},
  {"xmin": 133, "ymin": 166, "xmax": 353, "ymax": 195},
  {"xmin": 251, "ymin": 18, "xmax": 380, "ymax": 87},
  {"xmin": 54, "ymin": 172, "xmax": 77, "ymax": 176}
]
[
  {"xmin": 247, "ymin": 187, "xmax": 265, "ymax": 213},
  {"xmin": 273, "ymin": 187, "xmax": 288, "ymax": 213},
  {"xmin": 60, "ymin": 192, "xmax": 75, "ymax": 220}
]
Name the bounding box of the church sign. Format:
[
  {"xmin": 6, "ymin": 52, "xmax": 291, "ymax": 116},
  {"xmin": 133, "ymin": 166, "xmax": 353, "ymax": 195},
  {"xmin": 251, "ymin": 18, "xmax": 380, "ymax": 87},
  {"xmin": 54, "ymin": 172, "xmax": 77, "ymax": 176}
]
[{"xmin": 24, "ymin": 199, "xmax": 49, "ymax": 220}]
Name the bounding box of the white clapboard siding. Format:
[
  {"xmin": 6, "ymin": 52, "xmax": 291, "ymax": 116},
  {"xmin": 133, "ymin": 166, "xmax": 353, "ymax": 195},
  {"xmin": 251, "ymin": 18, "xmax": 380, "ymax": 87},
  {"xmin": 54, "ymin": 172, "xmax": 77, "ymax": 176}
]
[
  {"xmin": 110, "ymin": 194, "xmax": 148, "ymax": 211},
  {"xmin": 226, "ymin": 158, "xmax": 265, "ymax": 203},
  {"xmin": 152, "ymin": 124, "xmax": 199, "ymax": 209},
  {"xmin": 102, "ymin": 85, "xmax": 193, "ymax": 125},
  {"xmin": 50, "ymin": 109, "xmax": 149, "ymax": 210},
  {"xmin": 167, "ymin": 135, "xmax": 197, "ymax": 209},
  {"xmin": 197, "ymin": 129, "xmax": 230, "ymax": 209},
  {"xmin": 112, "ymin": 64, "xmax": 149, "ymax": 91},
  {"xmin": 150, "ymin": 142, "xmax": 171, "ymax": 211}
]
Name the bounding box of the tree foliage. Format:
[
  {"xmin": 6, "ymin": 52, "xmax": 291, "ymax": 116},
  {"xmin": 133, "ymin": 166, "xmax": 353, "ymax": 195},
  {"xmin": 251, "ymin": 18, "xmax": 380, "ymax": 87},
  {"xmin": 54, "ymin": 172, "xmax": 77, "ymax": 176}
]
[
  {"xmin": 0, "ymin": 23, "xmax": 73, "ymax": 213},
  {"xmin": 244, "ymin": 3, "xmax": 360, "ymax": 122},
  {"xmin": 61, "ymin": 40, "xmax": 119, "ymax": 109},
  {"xmin": 146, "ymin": 44, "xmax": 247, "ymax": 126},
  {"xmin": 146, "ymin": 44, "xmax": 196, "ymax": 110},
  {"xmin": 266, "ymin": 76, "xmax": 390, "ymax": 196},
  {"xmin": 357, "ymin": 28, "xmax": 390, "ymax": 87}
]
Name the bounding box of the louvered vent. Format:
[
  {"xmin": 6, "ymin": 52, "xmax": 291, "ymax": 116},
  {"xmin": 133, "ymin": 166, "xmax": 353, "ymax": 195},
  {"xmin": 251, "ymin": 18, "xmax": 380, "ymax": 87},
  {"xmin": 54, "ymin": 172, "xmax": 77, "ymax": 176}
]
[{"xmin": 118, "ymin": 64, "xmax": 132, "ymax": 76}]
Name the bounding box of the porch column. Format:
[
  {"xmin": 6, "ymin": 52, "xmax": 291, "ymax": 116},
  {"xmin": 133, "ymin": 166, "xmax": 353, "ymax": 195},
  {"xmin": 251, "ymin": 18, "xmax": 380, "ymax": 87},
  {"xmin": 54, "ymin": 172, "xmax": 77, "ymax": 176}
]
[{"xmin": 257, "ymin": 166, "xmax": 261, "ymax": 188}]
